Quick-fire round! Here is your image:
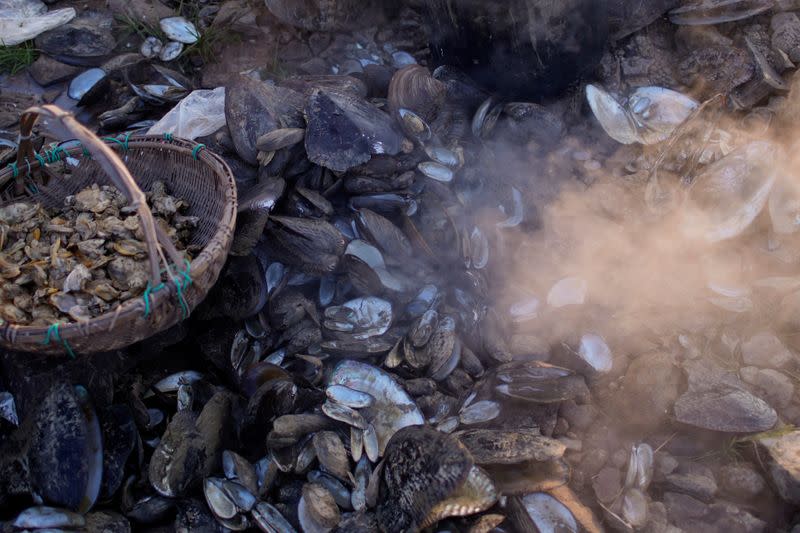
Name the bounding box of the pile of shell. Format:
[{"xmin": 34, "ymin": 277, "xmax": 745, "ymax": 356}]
[
  {"xmin": 5, "ymin": 0, "xmax": 800, "ymax": 532},
  {"xmin": 0, "ymin": 181, "xmax": 195, "ymax": 325}
]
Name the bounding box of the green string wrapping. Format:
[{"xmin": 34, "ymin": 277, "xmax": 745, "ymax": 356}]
[
  {"xmin": 142, "ymin": 260, "xmax": 193, "ymax": 319},
  {"xmin": 42, "ymin": 322, "xmax": 76, "ymax": 359},
  {"xmin": 103, "ymin": 137, "xmax": 128, "ymax": 152},
  {"xmin": 34, "ymin": 153, "xmax": 46, "ymax": 167},
  {"xmin": 46, "ymin": 145, "xmax": 65, "ymax": 163},
  {"xmin": 164, "ymin": 133, "xmax": 174, "ymax": 141},
  {"xmin": 191, "ymin": 144, "xmax": 205, "ymax": 160},
  {"xmin": 7, "ymin": 162, "xmax": 18, "ymax": 178}
]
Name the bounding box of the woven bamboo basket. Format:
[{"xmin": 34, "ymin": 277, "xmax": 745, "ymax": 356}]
[{"xmin": 0, "ymin": 104, "xmax": 237, "ymax": 356}]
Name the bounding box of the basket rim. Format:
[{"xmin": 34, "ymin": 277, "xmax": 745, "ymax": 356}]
[{"xmin": 0, "ymin": 134, "xmax": 237, "ymax": 345}]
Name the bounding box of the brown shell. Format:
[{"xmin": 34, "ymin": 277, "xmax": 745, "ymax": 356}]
[{"xmin": 388, "ymin": 65, "xmax": 447, "ymax": 124}]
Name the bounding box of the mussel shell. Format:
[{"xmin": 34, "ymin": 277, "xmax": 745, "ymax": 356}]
[
  {"xmin": 256, "ymin": 128, "xmax": 306, "ymax": 152},
  {"xmin": 507, "ymin": 492, "xmax": 578, "ymax": 533},
  {"xmin": 225, "ymin": 75, "xmax": 304, "ymax": 164},
  {"xmin": 13, "ymin": 506, "xmax": 87, "ymax": 529},
  {"xmin": 328, "ymin": 360, "xmax": 425, "ymax": 454},
  {"xmin": 68, "ymin": 68, "xmax": 109, "ymax": 106},
  {"xmin": 355, "ymin": 209, "xmax": 413, "ymax": 261},
  {"xmin": 252, "ymin": 501, "xmax": 297, "ymax": 532},
  {"xmin": 305, "ymin": 89, "xmax": 404, "ymax": 172},
  {"xmin": 669, "ymin": 0, "xmax": 773, "ymax": 25},
  {"xmin": 453, "ymin": 428, "xmax": 566, "ymax": 465},
  {"xmin": 313, "ymin": 431, "xmax": 351, "ymax": 484},
  {"xmin": 99, "ymin": 405, "xmax": 138, "ymax": 500},
  {"xmin": 242, "ymin": 379, "xmax": 300, "ymax": 450},
  {"xmin": 388, "ymin": 65, "xmax": 446, "ymax": 124},
  {"xmin": 493, "ymin": 361, "xmax": 589, "ymax": 403},
  {"xmin": 206, "ymin": 254, "xmax": 269, "ymax": 320},
  {"xmin": 419, "ymin": 465, "xmax": 497, "ymax": 529},
  {"xmin": 281, "ymin": 74, "xmax": 368, "ymax": 98},
  {"xmin": 377, "ymin": 426, "xmax": 473, "ymax": 532},
  {"xmin": 484, "ymin": 459, "xmax": 569, "ymax": 496},
  {"xmin": 29, "ymin": 383, "xmax": 103, "ymax": 512}
]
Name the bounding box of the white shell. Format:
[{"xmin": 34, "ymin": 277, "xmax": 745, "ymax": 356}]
[
  {"xmin": 159, "ymin": 41, "xmax": 183, "ymax": 62},
  {"xmin": 329, "ymin": 360, "xmax": 424, "ymax": 455},
  {"xmin": 586, "ymin": 84, "xmax": 639, "ymax": 145},
  {"xmin": 0, "ymin": 6, "xmax": 76, "ymax": 46},
  {"xmin": 140, "ymin": 36, "xmax": 163, "ymax": 58},
  {"xmin": 522, "ymin": 493, "xmax": 578, "ymax": 533},
  {"xmin": 159, "ymin": 16, "xmax": 199, "ymax": 44},
  {"xmin": 628, "ymin": 86, "xmax": 698, "ymax": 145},
  {"xmin": 68, "ymin": 68, "xmax": 105, "ymax": 100},
  {"xmin": 769, "ymin": 174, "xmax": 800, "ymax": 234},
  {"xmin": 578, "ymin": 333, "xmax": 613, "ymax": 373},
  {"xmin": 683, "ymin": 141, "xmax": 779, "ymax": 242}
]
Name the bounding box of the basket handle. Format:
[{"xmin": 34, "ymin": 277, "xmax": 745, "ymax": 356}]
[{"xmin": 16, "ymin": 104, "xmax": 185, "ymax": 287}]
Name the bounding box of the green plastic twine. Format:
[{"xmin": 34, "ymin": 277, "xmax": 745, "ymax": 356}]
[
  {"xmin": 7, "ymin": 162, "xmax": 18, "ymax": 178},
  {"xmin": 42, "ymin": 322, "xmax": 76, "ymax": 359},
  {"xmin": 103, "ymin": 137, "xmax": 126, "ymax": 151},
  {"xmin": 46, "ymin": 145, "xmax": 65, "ymax": 163},
  {"xmin": 142, "ymin": 281, "xmax": 166, "ymax": 317},
  {"xmin": 142, "ymin": 261, "xmax": 193, "ymax": 319},
  {"xmin": 191, "ymin": 144, "xmax": 205, "ymax": 160},
  {"xmin": 164, "ymin": 133, "xmax": 174, "ymax": 141}
]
